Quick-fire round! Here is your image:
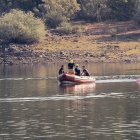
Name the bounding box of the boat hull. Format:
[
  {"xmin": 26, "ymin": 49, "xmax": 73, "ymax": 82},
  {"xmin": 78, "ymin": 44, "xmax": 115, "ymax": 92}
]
[
  {"xmin": 58, "ymin": 73, "xmax": 96, "ymax": 84},
  {"xmin": 136, "ymin": 78, "xmax": 140, "ymax": 84}
]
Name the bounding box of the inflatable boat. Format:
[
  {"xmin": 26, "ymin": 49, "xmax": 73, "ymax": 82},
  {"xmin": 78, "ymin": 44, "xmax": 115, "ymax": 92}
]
[
  {"xmin": 58, "ymin": 73, "xmax": 96, "ymax": 84},
  {"xmin": 136, "ymin": 78, "xmax": 140, "ymax": 84}
]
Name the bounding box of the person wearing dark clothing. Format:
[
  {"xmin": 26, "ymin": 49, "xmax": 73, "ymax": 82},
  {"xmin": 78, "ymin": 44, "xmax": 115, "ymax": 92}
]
[
  {"xmin": 75, "ymin": 64, "xmax": 81, "ymax": 76},
  {"xmin": 82, "ymin": 66, "xmax": 90, "ymax": 76},
  {"xmin": 59, "ymin": 65, "xmax": 64, "ymax": 75},
  {"xmin": 68, "ymin": 60, "xmax": 75, "ymax": 74}
]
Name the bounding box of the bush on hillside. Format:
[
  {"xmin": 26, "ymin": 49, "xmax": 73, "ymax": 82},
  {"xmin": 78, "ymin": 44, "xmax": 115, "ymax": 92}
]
[
  {"xmin": 56, "ymin": 22, "xmax": 82, "ymax": 35},
  {"xmin": 37, "ymin": 0, "xmax": 80, "ymax": 28},
  {"xmin": 77, "ymin": 0, "xmax": 110, "ymax": 22},
  {"xmin": 0, "ymin": 9, "xmax": 46, "ymax": 44},
  {"xmin": 46, "ymin": 10, "xmax": 67, "ymax": 28}
]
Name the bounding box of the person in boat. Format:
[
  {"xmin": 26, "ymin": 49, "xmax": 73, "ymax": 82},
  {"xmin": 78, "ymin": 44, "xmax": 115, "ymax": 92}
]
[
  {"xmin": 68, "ymin": 59, "xmax": 75, "ymax": 74},
  {"xmin": 82, "ymin": 66, "xmax": 90, "ymax": 76},
  {"xmin": 75, "ymin": 64, "xmax": 81, "ymax": 76},
  {"xmin": 59, "ymin": 65, "xmax": 64, "ymax": 75}
]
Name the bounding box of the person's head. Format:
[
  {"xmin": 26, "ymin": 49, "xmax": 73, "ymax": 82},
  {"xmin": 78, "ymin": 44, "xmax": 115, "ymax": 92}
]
[
  {"xmin": 69, "ymin": 59, "xmax": 73, "ymax": 63},
  {"xmin": 76, "ymin": 64, "xmax": 79, "ymax": 67},
  {"xmin": 82, "ymin": 66, "xmax": 85, "ymax": 69},
  {"xmin": 61, "ymin": 65, "xmax": 64, "ymax": 68}
]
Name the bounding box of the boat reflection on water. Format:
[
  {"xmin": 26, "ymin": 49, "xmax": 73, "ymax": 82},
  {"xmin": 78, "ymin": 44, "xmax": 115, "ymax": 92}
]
[{"xmin": 59, "ymin": 83, "xmax": 96, "ymax": 95}]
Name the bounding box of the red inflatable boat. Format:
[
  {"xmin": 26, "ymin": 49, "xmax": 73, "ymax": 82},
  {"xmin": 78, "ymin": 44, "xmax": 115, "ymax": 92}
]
[
  {"xmin": 136, "ymin": 78, "xmax": 140, "ymax": 84},
  {"xmin": 58, "ymin": 73, "xmax": 96, "ymax": 84}
]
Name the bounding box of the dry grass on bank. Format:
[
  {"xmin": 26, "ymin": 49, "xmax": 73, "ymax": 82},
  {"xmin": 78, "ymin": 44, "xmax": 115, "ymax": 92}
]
[{"xmin": 33, "ymin": 20, "xmax": 140, "ymax": 58}]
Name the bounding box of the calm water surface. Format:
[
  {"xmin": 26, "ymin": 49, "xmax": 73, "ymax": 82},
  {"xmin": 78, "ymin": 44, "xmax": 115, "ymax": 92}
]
[{"xmin": 0, "ymin": 63, "xmax": 140, "ymax": 140}]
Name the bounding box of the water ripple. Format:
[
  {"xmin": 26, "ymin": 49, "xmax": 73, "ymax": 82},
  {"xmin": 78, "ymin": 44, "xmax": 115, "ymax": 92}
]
[
  {"xmin": 0, "ymin": 91, "xmax": 139, "ymax": 102},
  {"xmin": 0, "ymin": 75, "xmax": 139, "ymax": 83}
]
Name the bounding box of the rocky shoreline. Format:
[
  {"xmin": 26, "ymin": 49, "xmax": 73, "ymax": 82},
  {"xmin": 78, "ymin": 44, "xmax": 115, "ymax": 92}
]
[
  {"xmin": 0, "ymin": 21, "xmax": 140, "ymax": 65},
  {"xmin": 0, "ymin": 44, "xmax": 140, "ymax": 65}
]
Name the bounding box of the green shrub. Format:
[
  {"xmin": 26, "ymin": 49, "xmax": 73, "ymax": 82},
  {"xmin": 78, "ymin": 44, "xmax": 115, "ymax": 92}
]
[
  {"xmin": 46, "ymin": 11, "xmax": 67, "ymax": 28},
  {"xmin": 56, "ymin": 22, "xmax": 82, "ymax": 35},
  {"xmin": 0, "ymin": 9, "xmax": 46, "ymax": 44},
  {"xmin": 38, "ymin": 0, "xmax": 80, "ymax": 28}
]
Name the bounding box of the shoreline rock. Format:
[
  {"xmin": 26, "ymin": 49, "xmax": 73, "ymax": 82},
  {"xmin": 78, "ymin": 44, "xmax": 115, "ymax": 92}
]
[{"xmin": 0, "ymin": 47, "xmax": 140, "ymax": 65}]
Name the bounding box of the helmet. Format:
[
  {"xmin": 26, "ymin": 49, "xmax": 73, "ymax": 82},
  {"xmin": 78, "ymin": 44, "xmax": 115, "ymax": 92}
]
[
  {"xmin": 76, "ymin": 64, "xmax": 79, "ymax": 67},
  {"xmin": 70, "ymin": 59, "xmax": 73, "ymax": 63}
]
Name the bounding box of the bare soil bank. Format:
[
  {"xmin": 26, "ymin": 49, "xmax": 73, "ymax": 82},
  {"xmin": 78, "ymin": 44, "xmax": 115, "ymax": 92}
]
[{"xmin": 0, "ymin": 20, "xmax": 140, "ymax": 65}]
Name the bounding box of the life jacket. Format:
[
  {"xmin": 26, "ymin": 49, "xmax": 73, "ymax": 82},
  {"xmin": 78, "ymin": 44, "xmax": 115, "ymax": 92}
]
[
  {"xmin": 83, "ymin": 69, "xmax": 90, "ymax": 76},
  {"xmin": 59, "ymin": 68, "xmax": 64, "ymax": 75},
  {"xmin": 75, "ymin": 67, "xmax": 80, "ymax": 76}
]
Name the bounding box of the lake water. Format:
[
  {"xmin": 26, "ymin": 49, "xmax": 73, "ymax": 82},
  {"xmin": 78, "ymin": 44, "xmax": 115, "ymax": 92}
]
[{"xmin": 0, "ymin": 63, "xmax": 140, "ymax": 140}]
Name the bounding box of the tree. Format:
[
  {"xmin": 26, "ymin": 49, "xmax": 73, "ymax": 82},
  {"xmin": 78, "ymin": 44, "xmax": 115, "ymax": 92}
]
[
  {"xmin": 77, "ymin": 0, "xmax": 109, "ymax": 22},
  {"xmin": 36, "ymin": 0, "xmax": 80, "ymax": 28},
  {"xmin": 133, "ymin": 0, "xmax": 140, "ymax": 24},
  {"xmin": 0, "ymin": 9, "xmax": 46, "ymax": 44},
  {"xmin": 107, "ymin": 0, "xmax": 135, "ymax": 21},
  {"xmin": 0, "ymin": 0, "xmax": 45, "ymax": 14},
  {"xmin": 0, "ymin": 0, "xmax": 79, "ymax": 28}
]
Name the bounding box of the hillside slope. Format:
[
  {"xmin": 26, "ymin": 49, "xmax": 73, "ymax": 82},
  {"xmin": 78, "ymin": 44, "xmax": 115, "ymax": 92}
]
[{"xmin": 0, "ymin": 21, "xmax": 140, "ymax": 64}]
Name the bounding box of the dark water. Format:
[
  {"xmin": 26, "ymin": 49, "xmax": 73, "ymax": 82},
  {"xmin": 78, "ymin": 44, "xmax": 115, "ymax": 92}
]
[{"xmin": 0, "ymin": 63, "xmax": 140, "ymax": 140}]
